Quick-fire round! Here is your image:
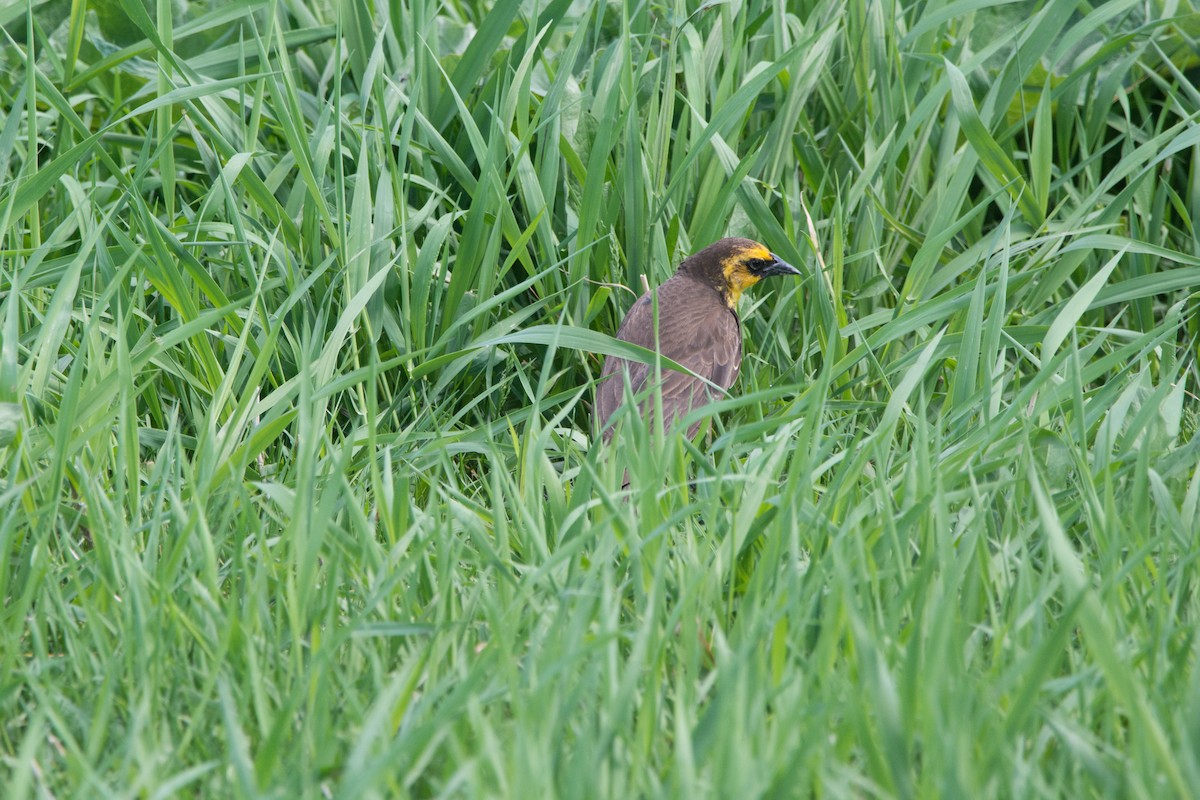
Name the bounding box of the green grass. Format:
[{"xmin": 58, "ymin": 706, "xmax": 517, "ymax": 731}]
[{"xmin": 3, "ymin": 0, "xmax": 1200, "ymax": 796}]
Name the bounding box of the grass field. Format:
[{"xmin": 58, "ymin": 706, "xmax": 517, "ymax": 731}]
[{"xmin": 3, "ymin": 0, "xmax": 1200, "ymax": 796}]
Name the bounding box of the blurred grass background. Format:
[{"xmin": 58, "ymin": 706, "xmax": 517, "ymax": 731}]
[{"xmin": 2, "ymin": 0, "xmax": 1200, "ymax": 796}]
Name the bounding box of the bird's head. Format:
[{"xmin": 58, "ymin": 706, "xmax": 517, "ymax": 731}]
[{"xmin": 679, "ymin": 237, "xmax": 802, "ymax": 307}]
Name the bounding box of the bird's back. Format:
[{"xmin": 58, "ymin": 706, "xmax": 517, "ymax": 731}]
[{"xmin": 595, "ymin": 273, "xmax": 741, "ymax": 440}]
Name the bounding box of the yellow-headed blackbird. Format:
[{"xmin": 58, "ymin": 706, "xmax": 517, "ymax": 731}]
[{"xmin": 595, "ymin": 237, "xmax": 801, "ymax": 441}]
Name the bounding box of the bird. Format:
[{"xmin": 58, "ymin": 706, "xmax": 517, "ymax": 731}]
[{"xmin": 594, "ymin": 237, "xmax": 801, "ymax": 443}]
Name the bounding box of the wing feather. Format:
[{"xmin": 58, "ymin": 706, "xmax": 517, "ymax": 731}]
[{"xmin": 595, "ymin": 276, "xmax": 741, "ymax": 440}]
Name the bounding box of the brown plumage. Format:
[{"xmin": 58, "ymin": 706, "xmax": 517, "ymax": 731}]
[{"xmin": 594, "ymin": 237, "xmax": 801, "ymax": 442}]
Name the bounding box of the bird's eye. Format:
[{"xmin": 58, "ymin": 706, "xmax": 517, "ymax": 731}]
[{"xmin": 747, "ymin": 257, "xmax": 774, "ymax": 273}]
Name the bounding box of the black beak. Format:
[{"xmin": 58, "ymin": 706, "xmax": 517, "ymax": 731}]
[{"xmin": 762, "ymin": 252, "xmax": 802, "ymax": 278}]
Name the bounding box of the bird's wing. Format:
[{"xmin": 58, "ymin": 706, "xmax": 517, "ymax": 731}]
[
  {"xmin": 595, "ymin": 294, "xmax": 653, "ymax": 438},
  {"xmin": 658, "ymin": 303, "xmax": 740, "ymax": 438},
  {"xmin": 595, "ymin": 280, "xmax": 741, "ymax": 439}
]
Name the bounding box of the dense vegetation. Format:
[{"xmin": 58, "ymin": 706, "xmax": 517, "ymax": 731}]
[{"xmin": 3, "ymin": 0, "xmax": 1199, "ymax": 796}]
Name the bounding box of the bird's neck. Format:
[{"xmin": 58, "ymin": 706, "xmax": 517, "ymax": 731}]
[
  {"xmin": 679, "ymin": 269, "xmax": 740, "ymax": 309},
  {"xmin": 722, "ymin": 284, "xmax": 744, "ymax": 309}
]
